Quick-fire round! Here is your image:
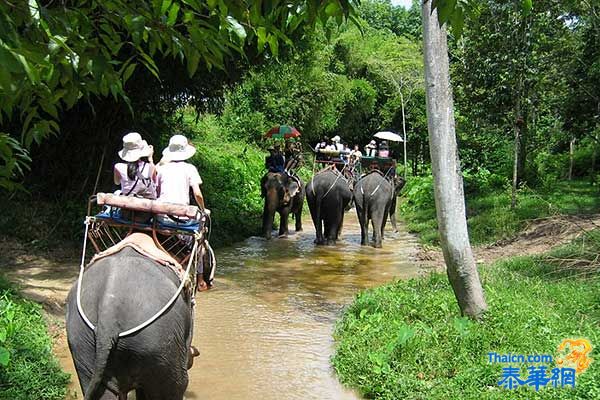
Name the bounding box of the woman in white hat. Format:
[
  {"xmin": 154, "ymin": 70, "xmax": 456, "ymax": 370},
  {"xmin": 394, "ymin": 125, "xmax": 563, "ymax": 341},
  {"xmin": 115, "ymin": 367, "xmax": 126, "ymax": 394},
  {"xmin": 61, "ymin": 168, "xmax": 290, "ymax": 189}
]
[
  {"xmin": 114, "ymin": 132, "xmax": 157, "ymax": 198},
  {"xmin": 157, "ymin": 135, "xmax": 205, "ymax": 209},
  {"xmin": 364, "ymin": 140, "xmax": 377, "ymax": 157}
]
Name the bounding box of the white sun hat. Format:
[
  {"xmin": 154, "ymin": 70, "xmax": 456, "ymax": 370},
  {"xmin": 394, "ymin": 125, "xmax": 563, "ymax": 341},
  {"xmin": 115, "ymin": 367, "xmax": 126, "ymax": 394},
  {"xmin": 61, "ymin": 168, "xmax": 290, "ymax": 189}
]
[
  {"xmin": 162, "ymin": 135, "xmax": 196, "ymax": 161},
  {"xmin": 118, "ymin": 132, "xmax": 152, "ymax": 162},
  {"xmin": 332, "ymin": 135, "xmax": 341, "ymax": 142}
]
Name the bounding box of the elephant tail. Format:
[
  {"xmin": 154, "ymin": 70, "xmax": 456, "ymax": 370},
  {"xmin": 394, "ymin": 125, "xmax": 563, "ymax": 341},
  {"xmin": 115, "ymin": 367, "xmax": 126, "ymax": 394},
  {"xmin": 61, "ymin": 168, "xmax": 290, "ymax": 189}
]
[{"xmin": 84, "ymin": 323, "xmax": 119, "ymax": 400}]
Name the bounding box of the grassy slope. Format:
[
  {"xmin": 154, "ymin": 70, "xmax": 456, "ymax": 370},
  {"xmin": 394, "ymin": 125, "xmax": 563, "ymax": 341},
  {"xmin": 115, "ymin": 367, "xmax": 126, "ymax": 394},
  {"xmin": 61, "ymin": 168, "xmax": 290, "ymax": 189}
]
[
  {"xmin": 402, "ymin": 180, "xmax": 600, "ymax": 246},
  {"xmin": 0, "ymin": 277, "xmax": 69, "ymax": 400},
  {"xmin": 333, "ymin": 230, "xmax": 600, "ymax": 399}
]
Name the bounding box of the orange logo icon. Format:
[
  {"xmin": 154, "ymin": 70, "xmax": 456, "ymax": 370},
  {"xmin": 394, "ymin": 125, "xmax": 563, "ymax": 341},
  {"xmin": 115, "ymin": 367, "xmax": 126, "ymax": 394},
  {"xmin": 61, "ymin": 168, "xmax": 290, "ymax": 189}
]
[{"xmin": 556, "ymin": 338, "xmax": 593, "ymax": 374}]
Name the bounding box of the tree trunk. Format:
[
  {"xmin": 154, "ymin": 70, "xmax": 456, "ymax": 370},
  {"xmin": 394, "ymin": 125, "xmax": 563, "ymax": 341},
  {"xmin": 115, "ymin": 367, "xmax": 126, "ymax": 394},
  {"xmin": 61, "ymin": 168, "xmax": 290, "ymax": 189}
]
[
  {"xmin": 422, "ymin": 1, "xmax": 487, "ymax": 319},
  {"xmin": 568, "ymin": 137, "xmax": 575, "ymax": 180},
  {"xmin": 511, "ymin": 102, "xmax": 521, "ymax": 209},
  {"xmin": 400, "ymin": 90, "xmax": 408, "ymax": 180}
]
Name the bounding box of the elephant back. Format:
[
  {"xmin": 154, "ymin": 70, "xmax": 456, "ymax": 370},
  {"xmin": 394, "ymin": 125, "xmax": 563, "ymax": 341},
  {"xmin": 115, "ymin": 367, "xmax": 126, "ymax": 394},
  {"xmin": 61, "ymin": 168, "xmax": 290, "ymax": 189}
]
[
  {"xmin": 307, "ymin": 168, "xmax": 351, "ymax": 200},
  {"xmin": 355, "ymin": 170, "xmax": 392, "ymax": 198}
]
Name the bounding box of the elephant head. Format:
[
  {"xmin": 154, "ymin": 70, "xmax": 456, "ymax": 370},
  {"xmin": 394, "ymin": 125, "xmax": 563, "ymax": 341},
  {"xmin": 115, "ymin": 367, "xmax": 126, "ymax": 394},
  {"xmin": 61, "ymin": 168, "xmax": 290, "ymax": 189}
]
[
  {"xmin": 282, "ymin": 178, "xmax": 300, "ymax": 206},
  {"xmin": 393, "ymin": 176, "xmax": 406, "ymax": 195},
  {"xmin": 262, "ymin": 172, "xmax": 304, "ymax": 239}
]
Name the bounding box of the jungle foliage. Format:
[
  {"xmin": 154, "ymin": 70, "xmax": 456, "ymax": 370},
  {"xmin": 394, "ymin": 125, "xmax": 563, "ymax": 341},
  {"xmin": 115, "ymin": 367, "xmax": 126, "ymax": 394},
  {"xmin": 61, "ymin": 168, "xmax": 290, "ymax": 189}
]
[{"xmin": 0, "ymin": 0, "xmax": 357, "ymax": 190}]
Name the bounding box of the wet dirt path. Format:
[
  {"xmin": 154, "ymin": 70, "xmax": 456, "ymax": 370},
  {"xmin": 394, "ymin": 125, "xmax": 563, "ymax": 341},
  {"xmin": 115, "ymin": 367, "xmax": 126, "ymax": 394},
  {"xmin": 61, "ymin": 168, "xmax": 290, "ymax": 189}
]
[{"xmin": 1, "ymin": 211, "xmax": 426, "ymax": 399}]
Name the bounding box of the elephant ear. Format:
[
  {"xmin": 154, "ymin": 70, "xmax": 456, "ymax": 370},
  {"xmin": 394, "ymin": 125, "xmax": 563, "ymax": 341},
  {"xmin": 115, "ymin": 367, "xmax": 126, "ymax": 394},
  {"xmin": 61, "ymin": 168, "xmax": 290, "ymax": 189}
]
[{"xmin": 287, "ymin": 181, "xmax": 300, "ymax": 198}]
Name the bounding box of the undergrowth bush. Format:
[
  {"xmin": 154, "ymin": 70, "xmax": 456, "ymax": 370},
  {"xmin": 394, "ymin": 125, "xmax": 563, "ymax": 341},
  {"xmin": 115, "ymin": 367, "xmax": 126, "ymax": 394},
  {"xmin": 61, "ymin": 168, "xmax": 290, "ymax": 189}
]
[
  {"xmin": 181, "ymin": 113, "xmax": 266, "ymax": 246},
  {"xmin": 0, "ymin": 277, "xmax": 69, "ymax": 400},
  {"xmin": 401, "ymin": 179, "xmax": 600, "ymax": 246},
  {"xmin": 333, "ymin": 231, "xmax": 600, "ymax": 399}
]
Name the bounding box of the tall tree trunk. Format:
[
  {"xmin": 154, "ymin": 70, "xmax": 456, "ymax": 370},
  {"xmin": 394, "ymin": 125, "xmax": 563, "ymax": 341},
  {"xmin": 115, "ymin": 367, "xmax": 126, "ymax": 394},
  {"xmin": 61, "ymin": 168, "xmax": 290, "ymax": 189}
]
[
  {"xmin": 422, "ymin": 1, "xmax": 487, "ymax": 319},
  {"xmin": 568, "ymin": 137, "xmax": 575, "ymax": 180},
  {"xmin": 400, "ymin": 90, "xmax": 408, "ymax": 180},
  {"xmin": 511, "ymin": 101, "xmax": 522, "ymax": 209}
]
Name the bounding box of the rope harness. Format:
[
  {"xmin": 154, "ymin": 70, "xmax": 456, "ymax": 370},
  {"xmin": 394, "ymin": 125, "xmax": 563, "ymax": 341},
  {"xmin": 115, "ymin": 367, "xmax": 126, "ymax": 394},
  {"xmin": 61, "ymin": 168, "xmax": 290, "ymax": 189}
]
[
  {"xmin": 76, "ymin": 217, "xmax": 199, "ymax": 337},
  {"xmin": 357, "ymin": 169, "xmax": 394, "ymax": 199},
  {"xmin": 310, "ymin": 164, "xmax": 348, "ymax": 199}
]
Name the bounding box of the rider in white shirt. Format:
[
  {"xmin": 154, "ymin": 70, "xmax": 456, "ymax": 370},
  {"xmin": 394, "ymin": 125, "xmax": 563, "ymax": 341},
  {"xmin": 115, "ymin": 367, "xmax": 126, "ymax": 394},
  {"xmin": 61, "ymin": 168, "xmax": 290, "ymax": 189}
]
[{"xmin": 157, "ymin": 135, "xmax": 205, "ymax": 209}]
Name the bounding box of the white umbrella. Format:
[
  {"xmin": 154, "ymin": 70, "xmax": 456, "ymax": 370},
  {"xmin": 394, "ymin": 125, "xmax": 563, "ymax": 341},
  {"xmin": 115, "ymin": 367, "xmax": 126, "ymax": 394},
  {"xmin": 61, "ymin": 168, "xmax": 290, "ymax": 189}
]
[{"xmin": 374, "ymin": 131, "xmax": 403, "ymax": 142}]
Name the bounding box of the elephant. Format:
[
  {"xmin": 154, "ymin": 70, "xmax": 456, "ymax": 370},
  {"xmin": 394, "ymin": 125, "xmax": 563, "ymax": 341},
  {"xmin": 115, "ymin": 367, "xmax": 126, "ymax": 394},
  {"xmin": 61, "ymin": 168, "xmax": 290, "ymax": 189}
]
[
  {"xmin": 388, "ymin": 175, "xmax": 406, "ymax": 233},
  {"xmin": 66, "ymin": 246, "xmax": 195, "ymax": 400},
  {"xmin": 306, "ymin": 167, "xmax": 352, "ymax": 245},
  {"xmin": 261, "ymin": 172, "xmax": 304, "ymax": 239},
  {"xmin": 354, "ymin": 171, "xmax": 393, "ymax": 248}
]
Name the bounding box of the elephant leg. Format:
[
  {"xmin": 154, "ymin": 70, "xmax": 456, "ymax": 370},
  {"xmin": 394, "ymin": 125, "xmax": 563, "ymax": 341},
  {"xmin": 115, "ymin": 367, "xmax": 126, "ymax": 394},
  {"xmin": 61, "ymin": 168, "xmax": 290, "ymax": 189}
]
[
  {"xmin": 309, "ymin": 200, "xmax": 324, "ymax": 245},
  {"xmin": 356, "ymin": 205, "xmax": 367, "ymax": 246},
  {"xmin": 262, "ymin": 202, "xmax": 276, "ymax": 240},
  {"xmin": 381, "ymin": 204, "xmax": 390, "ymax": 239},
  {"xmin": 336, "ymin": 207, "xmax": 345, "ymax": 240},
  {"xmin": 390, "ymin": 197, "xmax": 398, "ymax": 233},
  {"xmin": 295, "ymin": 203, "xmax": 303, "ymax": 232},
  {"xmin": 372, "ymin": 210, "xmax": 385, "ymax": 248},
  {"xmin": 279, "ymin": 209, "xmax": 290, "ymax": 237},
  {"xmin": 140, "ymin": 373, "xmax": 187, "ymax": 400}
]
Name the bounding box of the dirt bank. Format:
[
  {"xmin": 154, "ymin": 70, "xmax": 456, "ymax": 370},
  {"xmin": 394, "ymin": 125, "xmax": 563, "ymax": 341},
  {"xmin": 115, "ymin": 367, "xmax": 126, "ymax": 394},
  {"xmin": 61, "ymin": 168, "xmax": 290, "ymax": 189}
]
[{"xmin": 416, "ymin": 214, "xmax": 600, "ymax": 268}]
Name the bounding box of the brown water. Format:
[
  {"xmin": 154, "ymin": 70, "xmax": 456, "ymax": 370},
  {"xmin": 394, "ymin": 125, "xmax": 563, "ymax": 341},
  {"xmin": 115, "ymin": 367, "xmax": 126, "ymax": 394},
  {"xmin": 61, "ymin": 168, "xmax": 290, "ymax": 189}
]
[
  {"xmin": 185, "ymin": 212, "xmax": 422, "ymax": 400},
  {"xmin": 56, "ymin": 211, "xmax": 423, "ymax": 399}
]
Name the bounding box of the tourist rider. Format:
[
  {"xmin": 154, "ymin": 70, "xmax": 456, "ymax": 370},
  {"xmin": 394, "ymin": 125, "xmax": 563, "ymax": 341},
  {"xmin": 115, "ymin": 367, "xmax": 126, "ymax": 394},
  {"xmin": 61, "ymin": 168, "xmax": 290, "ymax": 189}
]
[
  {"xmin": 265, "ymin": 144, "xmax": 286, "ymax": 173},
  {"xmin": 378, "ymin": 140, "xmax": 390, "ymax": 158},
  {"xmin": 331, "ymin": 135, "xmax": 344, "ymax": 152},
  {"xmin": 114, "ymin": 132, "xmax": 157, "ymax": 199},
  {"xmin": 364, "ymin": 140, "xmax": 377, "ymax": 157},
  {"xmin": 157, "ymin": 134, "xmax": 205, "ymax": 210},
  {"xmin": 349, "ymin": 144, "xmax": 362, "ymax": 165}
]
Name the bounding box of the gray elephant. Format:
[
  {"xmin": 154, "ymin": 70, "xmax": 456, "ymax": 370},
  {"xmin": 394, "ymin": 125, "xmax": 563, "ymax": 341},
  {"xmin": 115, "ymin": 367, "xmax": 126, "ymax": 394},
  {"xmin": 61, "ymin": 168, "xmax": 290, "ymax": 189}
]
[
  {"xmin": 306, "ymin": 168, "xmax": 352, "ymax": 245},
  {"xmin": 261, "ymin": 172, "xmax": 304, "ymax": 239},
  {"xmin": 389, "ymin": 175, "xmax": 406, "ymax": 232},
  {"xmin": 66, "ymin": 247, "xmax": 194, "ymax": 400},
  {"xmin": 354, "ymin": 171, "xmax": 393, "ymax": 248}
]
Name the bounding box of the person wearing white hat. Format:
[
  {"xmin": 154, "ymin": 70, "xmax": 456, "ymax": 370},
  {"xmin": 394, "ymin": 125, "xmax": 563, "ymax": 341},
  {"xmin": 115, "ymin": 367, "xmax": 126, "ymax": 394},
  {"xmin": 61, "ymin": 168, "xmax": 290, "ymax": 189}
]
[
  {"xmin": 331, "ymin": 135, "xmax": 344, "ymax": 152},
  {"xmin": 364, "ymin": 140, "xmax": 377, "ymax": 157},
  {"xmin": 157, "ymin": 135, "xmax": 205, "ymax": 209},
  {"xmin": 113, "ymin": 132, "xmax": 157, "ymax": 198}
]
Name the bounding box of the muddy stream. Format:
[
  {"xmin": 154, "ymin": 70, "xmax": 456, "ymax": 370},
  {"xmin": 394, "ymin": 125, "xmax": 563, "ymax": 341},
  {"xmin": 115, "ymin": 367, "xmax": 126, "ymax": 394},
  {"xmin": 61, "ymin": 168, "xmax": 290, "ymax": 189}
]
[{"xmin": 9, "ymin": 212, "xmax": 425, "ymax": 399}]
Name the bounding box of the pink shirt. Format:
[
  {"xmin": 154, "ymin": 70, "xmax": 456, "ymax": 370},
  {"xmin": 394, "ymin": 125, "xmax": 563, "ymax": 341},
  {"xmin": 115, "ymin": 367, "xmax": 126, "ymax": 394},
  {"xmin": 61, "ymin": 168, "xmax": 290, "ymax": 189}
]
[
  {"xmin": 114, "ymin": 162, "xmax": 155, "ymax": 197},
  {"xmin": 157, "ymin": 162, "xmax": 202, "ymax": 205}
]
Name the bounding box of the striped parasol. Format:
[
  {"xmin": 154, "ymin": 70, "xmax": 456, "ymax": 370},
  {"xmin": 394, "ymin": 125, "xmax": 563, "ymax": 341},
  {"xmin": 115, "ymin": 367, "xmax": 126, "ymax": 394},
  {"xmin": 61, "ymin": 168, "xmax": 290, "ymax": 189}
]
[{"xmin": 264, "ymin": 125, "xmax": 301, "ymax": 139}]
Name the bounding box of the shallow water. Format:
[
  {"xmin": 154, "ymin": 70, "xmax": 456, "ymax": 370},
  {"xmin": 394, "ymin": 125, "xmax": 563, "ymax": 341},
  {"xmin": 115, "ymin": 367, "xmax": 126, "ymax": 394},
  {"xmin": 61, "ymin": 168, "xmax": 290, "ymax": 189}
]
[
  {"xmin": 185, "ymin": 211, "xmax": 422, "ymax": 400},
  {"xmin": 58, "ymin": 211, "xmax": 423, "ymax": 399}
]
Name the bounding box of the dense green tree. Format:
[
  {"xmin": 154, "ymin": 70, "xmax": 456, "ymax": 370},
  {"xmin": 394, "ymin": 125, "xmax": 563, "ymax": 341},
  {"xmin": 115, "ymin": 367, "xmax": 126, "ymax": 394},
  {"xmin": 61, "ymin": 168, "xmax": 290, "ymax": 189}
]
[{"xmin": 0, "ymin": 0, "xmax": 356, "ymax": 190}]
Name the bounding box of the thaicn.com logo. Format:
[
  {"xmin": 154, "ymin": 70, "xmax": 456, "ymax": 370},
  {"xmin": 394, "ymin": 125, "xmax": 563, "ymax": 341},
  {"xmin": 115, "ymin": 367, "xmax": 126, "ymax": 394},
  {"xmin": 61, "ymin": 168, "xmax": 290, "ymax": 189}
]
[{"xmin": 487, "ymin": 338, "xmax": 593, "ymax": 391}]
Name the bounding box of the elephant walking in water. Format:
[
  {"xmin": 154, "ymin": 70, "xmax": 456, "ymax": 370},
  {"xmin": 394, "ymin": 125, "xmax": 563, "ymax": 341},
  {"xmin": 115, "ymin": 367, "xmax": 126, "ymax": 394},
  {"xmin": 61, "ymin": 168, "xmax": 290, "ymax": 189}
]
[
  {"xmin": 261, "ymin": 172, "xmax": 304, "ymax": 239},
  {"xmin": 66, "ymin": 246, "xmax": 195, "ymax": 400},
  {"xmin": 354, "ymin": 171, "xmax": 393, "ymax": 248},
  {"xmin": 306, "ymin": 167, "xmax": 352, "ymax": 245}
]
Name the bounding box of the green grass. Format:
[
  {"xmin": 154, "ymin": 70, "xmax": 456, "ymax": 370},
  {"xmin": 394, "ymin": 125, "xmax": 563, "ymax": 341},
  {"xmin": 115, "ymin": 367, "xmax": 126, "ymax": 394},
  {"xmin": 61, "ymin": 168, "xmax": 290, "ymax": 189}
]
[
  {"xmin": 0, "ymin": 276, "xmax": 70, "ymax": 400},
  {"xmin": 401, "ymin": 179, "xmax": 600, "ymax": 246},
  {"xmin": 332, "ymin": 230, "xmax": 600, "ymax": 399}
]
